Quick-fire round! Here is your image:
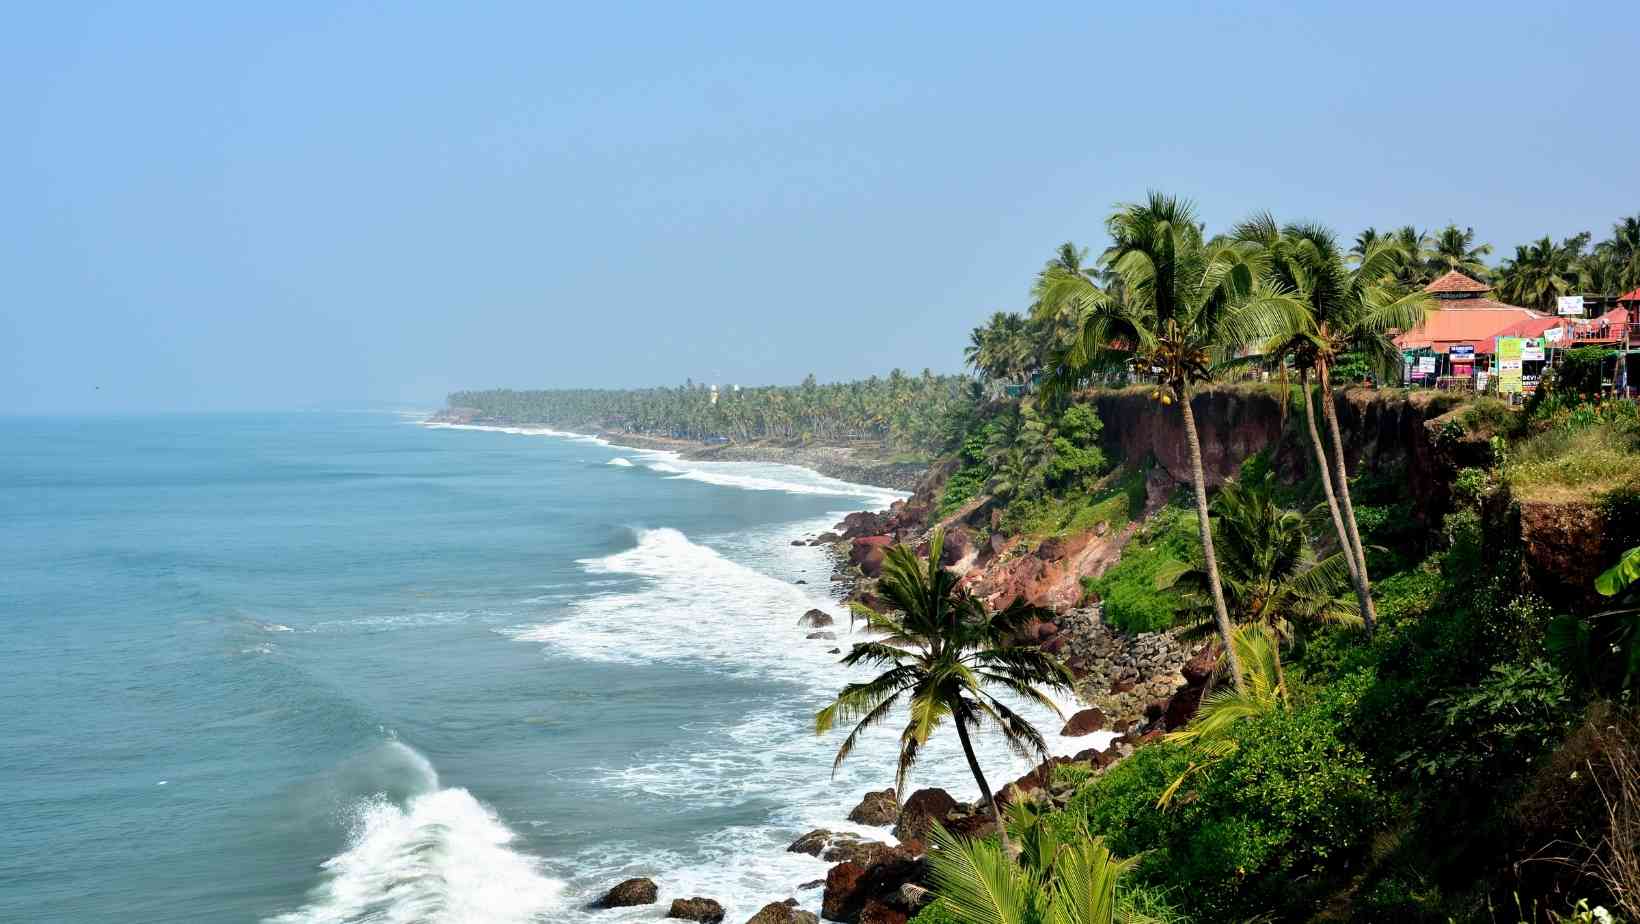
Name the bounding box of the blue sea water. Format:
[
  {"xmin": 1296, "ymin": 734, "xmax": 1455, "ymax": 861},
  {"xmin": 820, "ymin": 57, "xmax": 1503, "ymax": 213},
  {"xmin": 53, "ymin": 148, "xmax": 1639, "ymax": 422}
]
[{"xmin": 0, "ymin": 413, "xmax": 1084, "ymax": 923}]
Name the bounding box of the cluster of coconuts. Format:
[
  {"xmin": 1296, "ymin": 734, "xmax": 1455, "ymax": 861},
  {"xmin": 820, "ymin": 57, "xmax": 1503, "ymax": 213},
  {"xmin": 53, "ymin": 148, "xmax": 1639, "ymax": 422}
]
[{"xmin": 1149, "ymin": 388, "xmax": 1175, "ymax": 405}]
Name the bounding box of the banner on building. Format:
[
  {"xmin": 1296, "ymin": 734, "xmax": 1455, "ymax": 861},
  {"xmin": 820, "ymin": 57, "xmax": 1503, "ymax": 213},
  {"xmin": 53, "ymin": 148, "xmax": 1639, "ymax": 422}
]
[
  {"xmin": 1558, "ymin": 295, "xmax": 1586, "ymax": 316},
  {"xmin": 1450, "ymin": 344, "xmax": 1475, "ymax": 359},
  {"xmin": 1497, "ymin": 338, "xmax": 1524, "ymax": 394},
  {"xmin": 1522, "ymin": 338, "xmax": 1545, "ymax": 361}
]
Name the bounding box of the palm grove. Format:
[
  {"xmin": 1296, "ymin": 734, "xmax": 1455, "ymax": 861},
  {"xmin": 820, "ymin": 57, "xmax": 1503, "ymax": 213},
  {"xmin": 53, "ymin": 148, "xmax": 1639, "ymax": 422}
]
[{"xmin": 812, "ymin": 198, "xmax": 1640, "ymax": 923}]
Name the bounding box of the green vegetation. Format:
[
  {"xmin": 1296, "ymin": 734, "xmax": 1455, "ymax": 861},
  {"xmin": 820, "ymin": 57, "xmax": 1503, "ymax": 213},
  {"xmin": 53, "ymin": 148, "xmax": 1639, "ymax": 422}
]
[
  {"xmin": 1082, "ymin": 507, "xmax": 1195, "ymax": 633},
  {"xmin": 1505, "ymin": 394, "xmax": 1640, "ymax": 502},
  {"xmin": 449, "ymin": 369, "xmax": 977, "ymax": 453}
]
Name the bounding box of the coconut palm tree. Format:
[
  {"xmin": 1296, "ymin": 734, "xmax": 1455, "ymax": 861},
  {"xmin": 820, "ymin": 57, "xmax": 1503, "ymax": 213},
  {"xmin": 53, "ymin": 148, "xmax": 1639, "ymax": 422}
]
[
  {"xmin": 1428, "ymin": 224, "xmax": 1493, "ymax": 280},
  {"xmin": 815, "ymin": 530, "xmax": 1073, "ymax": 856},
  {"xmin": 1045, "ymin": 193, "xmax": 1295, "ymax": 688},
  {"xmin": 1388, "ymin": 225, "xmax": 1435, "ymax": 288},
  {"xmin": 1496, "ymin": 234, "xmax": 1588, "ymax": 311},
  {"xmin": 1157, "ymin": 471, "xmax": 1359, "ymax": 644},
  {"xmin": 1599, "ymin": 215, "xmax": 1640, "ymax": 291},
  {"xmin": 926, "ymin": 813, "xmax": 1166, "ymax": 924},
  {"xmin": 1232, "ymin": 218, "xmax": 1431, "ymax": 636}
]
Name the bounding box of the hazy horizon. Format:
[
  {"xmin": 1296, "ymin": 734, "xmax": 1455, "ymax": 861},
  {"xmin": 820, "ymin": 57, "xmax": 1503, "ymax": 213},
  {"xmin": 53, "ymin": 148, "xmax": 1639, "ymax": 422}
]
[{"xmin": 5, "ymin": 3, "xmax": 1637, "ymax": 414}]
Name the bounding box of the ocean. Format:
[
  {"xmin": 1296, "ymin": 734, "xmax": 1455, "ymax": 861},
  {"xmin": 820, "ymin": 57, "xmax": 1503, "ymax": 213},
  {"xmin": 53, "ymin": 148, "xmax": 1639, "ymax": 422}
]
[{"xmin": 0, "ymin": 412, "xmax": 1098, "ymax": 923}]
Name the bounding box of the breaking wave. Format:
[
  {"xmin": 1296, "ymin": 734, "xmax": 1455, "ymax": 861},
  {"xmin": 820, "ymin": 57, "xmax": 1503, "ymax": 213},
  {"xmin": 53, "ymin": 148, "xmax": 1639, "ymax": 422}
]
[{"xmin": 266, "ymin": 742, "xmax": 563, "ymax": 924}]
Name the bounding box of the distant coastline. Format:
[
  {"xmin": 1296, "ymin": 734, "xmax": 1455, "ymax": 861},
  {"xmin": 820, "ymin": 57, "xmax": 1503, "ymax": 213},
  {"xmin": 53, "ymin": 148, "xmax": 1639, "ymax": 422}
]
[{"xmin": 423, "ymin": 408, "xmax": 928, "ymax": 492}]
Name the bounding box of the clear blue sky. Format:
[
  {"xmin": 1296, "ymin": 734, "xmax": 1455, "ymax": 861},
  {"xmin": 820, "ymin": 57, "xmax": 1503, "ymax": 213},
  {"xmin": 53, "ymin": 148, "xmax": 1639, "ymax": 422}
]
[{"xmin": 4, "ymin": 2, "xmax": 1636, "ymax": 413}]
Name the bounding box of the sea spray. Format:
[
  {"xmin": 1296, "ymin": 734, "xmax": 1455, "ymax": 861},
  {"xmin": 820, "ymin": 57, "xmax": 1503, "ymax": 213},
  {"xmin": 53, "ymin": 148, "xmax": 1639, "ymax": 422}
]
[{"xmin": 267, "ymin": 742, "xmax": 563, "ymax": 924}]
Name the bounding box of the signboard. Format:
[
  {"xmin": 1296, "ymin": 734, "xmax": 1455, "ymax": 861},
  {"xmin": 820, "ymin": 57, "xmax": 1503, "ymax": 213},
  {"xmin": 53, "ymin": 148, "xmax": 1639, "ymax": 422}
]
[
  {"xmin": 1417, "ymin": 356, "xmax": 1437, "ymax": 373},
  {"xmin": 1497, "ymin": 338, "xmax": 1524, "ymax": 394},
  {"xmin": 1402, "ymin": 354, "xmax": 1414, "ymax": 384},
  {"xmin": 1558, "ymin": 295, "xmax": 1586, "ymax": 316},
  {"xmin": 1449, "ymin": 344, "xmax": 1475, "ymax": 359},
  {"xmin": 1545, "ymin": 326, "xmax": 1565, "ymax": 343},
  {"xmin": 1521, "ymin": 338, "xmax": 1545, "ymax": 361},
  {"xmin": 1476, "ymin": 371, "xmax": 1489, "ymax": 391}
]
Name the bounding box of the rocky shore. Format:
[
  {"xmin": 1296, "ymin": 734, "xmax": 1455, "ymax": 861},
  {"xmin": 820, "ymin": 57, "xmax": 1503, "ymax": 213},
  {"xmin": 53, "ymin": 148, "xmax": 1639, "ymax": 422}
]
[{"xmin": 579, "ymin": 479, "xmax": 1216, "ymax": 924}]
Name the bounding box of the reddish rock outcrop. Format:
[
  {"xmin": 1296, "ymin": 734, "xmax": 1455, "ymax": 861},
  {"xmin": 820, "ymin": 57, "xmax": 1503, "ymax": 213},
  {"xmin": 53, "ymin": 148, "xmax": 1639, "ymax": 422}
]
[
  {"xmin": 891, "ymin": 788, "xmax": 958, "ymax": 843},
  {"xmin": 1060, "ymin": 707, "xmax": 1107, "ymax": 737},
  {"xmin": 846, "ymin": 788, "xmax": 898, "ymax": 827}
]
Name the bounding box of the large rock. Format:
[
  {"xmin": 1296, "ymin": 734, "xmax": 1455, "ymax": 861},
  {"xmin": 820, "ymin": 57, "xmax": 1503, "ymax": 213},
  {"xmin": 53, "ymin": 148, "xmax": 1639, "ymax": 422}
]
[
  {"xmin": 668, "ymin": 897, "xmax": 726, "ymax": 923},
  {"xmin": 846, "ymin": 788, "xmax": 898, "ymax": 826},
  {"xmin": 1060, "ymin": 707, "xmax": 1107, "ymax": 737},
  {"xmin": 807, "ymin": 631, "xmax": 838, "ymax": 640},
  {"xmin": 786, "ymin": 829, "xmax": 893, "ymax": 866},
  {"xmin": 837, "ymin": 510, "xmax": 891, "ymax": 540},
  {"xmin": 1181, "ymin": 644, "xmax": 1219, "ymax": 685},
  {"xmin": 850, "ymin": 536, "xmax": 894, "ymax": 578},
  {"xmin": 891, "ymin": 788, "xmax": 957, "ymax": 843},
  {"xmin": 745, "ymin": 900, "xmax": 818, "ymax": 924},
  {"xmin": 859, "ymin": 900, "xmax": 908, "ymax": 924},
  {"xmin": 797, "ymin": 609, "xmax": 835, "ymax": 628},
  {"xmin": 822, "ymin": 849, "xmax": 925, "ymax": 924},
  {"xmin": 593, "ymin": 877, "xmax": 658, "ymax": 909}
]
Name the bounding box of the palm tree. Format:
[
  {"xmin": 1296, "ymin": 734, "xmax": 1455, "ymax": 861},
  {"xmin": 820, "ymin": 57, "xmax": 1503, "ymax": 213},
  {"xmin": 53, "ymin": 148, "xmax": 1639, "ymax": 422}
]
[
  {"xmin": 926, "ymin": 813, "xmax": 1165, "ymax": 924},
  {"xmin": 1496, "ymin": 234, "xmax": 1588, "ymax": 311},
  {"xmin": 1389, "ymin": 226, "xmax": 1434, "ymax": 288},
  {"xmin": 815, "ymin": 530, "xmax": 1073, "ymax": 856},
  {"xmin": 1599, "ymin": 215, "xmax": 1640, "ymax": 291},
  {"xmin": 1428, "ymin": 224, "xmax": 1493, "ymax": 279},
  {"xmin": 1047, "ymin": 193, "xmax": 1296, "ymax": 688},
  {"xmin": 1158, "ymin": 471, "xmax": 1359, "ymax": 643},
  {"xmin": 1233, "ymin": 218, "xmax": 1431, "ymax": 636}
]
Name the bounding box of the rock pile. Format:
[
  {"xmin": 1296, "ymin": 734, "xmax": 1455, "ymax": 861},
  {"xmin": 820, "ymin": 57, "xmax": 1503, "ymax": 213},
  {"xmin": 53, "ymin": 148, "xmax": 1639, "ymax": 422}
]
[{"xmin": 1052, "ymin": 608, "xmax": 1191, "ymax": 728}]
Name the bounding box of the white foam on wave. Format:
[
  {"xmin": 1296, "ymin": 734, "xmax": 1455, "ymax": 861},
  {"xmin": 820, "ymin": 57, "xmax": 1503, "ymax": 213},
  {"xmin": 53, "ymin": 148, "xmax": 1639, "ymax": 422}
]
[
  {"xmin": 421, "ymin": 421, "xmax": 612, "ymax": 448},
  {"xmin": 511, "ymin": 525, "xmax": 1114, "ymax": 921},
  {"xmin": 630, "ymin": 449, "xmax": 907, "ymax": 508},
  {"xmin": 605, "ymin": 457, "xmax": 634, "ymax": 467},
  {"xmin": 268, "ymin": 743, "xmax": 563, "ymax": 924}
]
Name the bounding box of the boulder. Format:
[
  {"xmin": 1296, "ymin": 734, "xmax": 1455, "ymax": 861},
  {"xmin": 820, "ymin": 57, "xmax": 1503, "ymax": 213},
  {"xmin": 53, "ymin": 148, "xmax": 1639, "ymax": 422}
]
[
  {"xmin": 846, "ymin": 788, "xmax": 898, "ymax": 826},
  {"xmin": 668, "ymin": 897, "xmax": 726, "ymax": 923},
  {"xmin": 593, "ymin": 877, "xmax": 658, "ymax": 909},
  {"xmin": 814, "ymin": 532, "xmax": 841, "ymax": 544},
  {"xmin": 860, "ymin": 900, "xmax": 908, "ymax": 924},
  {"xmin": 850, "ymin": 536, "xmax": 893, "ymax": 578},
  {"xmin": 837, "ymin": 511, "xmax": 891, "ymax": 540},
  {"xmin": 1181, "ymin": 644, "xmax": 1219, "ymax": 686},
  {"xmin": 799, "ymin": 879, "xmax": 825, "ymax": 891},
  {"xmin": 1060, "ymin": 707, "xmax": 1107, "ymax": 737},
  {"xmin": 829, "ymin": 648, "xmax": 841, "ymax": 654},
  {"xmin": 806, "ymin": 631, "xmax": 837, "ymax": 640},
  {"xmin": 797, "ymin": 609, "xmax": 835, "ymax": 628},
  {"xmin": 787, "ymin": 829, "xmax": 834, "ymax": 856},
  {"xmin": 745, "ymin": 901, "xmax": 817, "ymax": 924},
  {"xmin": 822, "ymin": 850, "xmax": 925, "ymax": 924},
  {"xmin": 891, "ymin": 788, "xmax": 957, "ymax": 843},
  {"xmin": 792, "ymin": 539, "xmax": 807, "ymax": 546}
]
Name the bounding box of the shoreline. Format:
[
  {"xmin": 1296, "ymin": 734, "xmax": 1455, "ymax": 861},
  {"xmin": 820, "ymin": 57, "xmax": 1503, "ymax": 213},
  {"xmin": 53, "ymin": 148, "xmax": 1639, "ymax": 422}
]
[{"xmin": 422, "ymin": 411, "xmax": 927, "ymax": 492}]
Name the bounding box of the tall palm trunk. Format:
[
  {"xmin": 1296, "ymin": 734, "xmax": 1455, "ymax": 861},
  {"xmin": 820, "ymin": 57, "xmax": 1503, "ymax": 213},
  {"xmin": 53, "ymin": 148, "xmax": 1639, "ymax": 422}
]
[
  {"xmin": 953, "ymin": 712, "xmax": 1010, "ymax": 856},
  {"xmin": 1178, "ymin": 389, "xmax": 1248, "ymax": 691},
  {"xmin": 1299, "ymin": 368, "xmax": 1373, "ymax": 630},
  {"xmin": 1316, "ymin": 361, "xmax": 1378, "ymax": 636}
]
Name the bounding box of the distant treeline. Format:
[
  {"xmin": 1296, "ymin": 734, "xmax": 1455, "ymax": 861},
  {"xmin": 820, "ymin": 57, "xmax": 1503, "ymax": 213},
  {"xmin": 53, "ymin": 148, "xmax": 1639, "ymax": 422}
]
[{"xmin": 448, "ymin": 371, "xmax": 978, "ymax": 450}]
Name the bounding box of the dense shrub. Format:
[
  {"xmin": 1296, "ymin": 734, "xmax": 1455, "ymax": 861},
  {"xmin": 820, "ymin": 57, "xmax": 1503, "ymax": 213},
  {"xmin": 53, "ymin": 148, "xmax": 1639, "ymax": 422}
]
[{"xmin": 1057, "ymin": 696, "xmax": 1387, "ymax": 920}]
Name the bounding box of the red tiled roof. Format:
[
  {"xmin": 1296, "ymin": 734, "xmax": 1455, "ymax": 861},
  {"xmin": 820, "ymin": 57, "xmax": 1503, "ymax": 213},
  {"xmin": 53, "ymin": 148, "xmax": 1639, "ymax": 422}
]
[
  {"xmin": 1617, "ymin": 287, "xmax": 1640, "ymax": 304},
  {"xmin": 1424, "ymin": 270, "xmax": 1492, "ymax": 294},
  {"xmin": 1494, "ymin": 316, "xmax": 1565, "ymax": 340},
  {"xmin": 1395, "ymin": 300, "xmax": 1547, "ymax": 353}
]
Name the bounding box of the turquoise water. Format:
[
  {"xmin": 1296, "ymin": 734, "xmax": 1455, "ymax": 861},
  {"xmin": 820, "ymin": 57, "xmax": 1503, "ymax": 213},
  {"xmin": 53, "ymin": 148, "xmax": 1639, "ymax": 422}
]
[{"xmin": 0, "ymin": 413, "xmax": 1078, "ymax": 923}]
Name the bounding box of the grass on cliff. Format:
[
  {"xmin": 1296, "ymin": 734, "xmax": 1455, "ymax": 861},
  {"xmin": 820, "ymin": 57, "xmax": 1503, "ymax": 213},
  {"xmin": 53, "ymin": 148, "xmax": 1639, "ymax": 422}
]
[
  {"xmin": 1504, "ymin": 401, "xmax": 1640, "ymax": 503},
  {"xmin": 1001, "ymin": 465, "xmax": 1147, "ymax": 538}
]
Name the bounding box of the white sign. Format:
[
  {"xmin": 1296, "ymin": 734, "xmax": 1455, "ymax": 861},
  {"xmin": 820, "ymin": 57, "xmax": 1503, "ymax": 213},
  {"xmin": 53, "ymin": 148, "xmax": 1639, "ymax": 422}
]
[
  {"xmin": 1545, "ymin": 326, "xmax": 1565, "ymax": 343},
  {"xmin": 1499, "ymin": 359, "xmax": 1523, "ymax": 372},
  {"xmin": 1522, "ymin": 341, "xmax": 1545, "ymax": 361},
  {"xmin": 1417, "ymin": 356, "xmax": 1437, "ymax": 373},
  {"xmin": 1558, "ymin": 295, "xmax": 1586, "ymax": 316},
  {"xmin": 1476, "ymin": 371, "xmax": 1489, "ymax": 390}
]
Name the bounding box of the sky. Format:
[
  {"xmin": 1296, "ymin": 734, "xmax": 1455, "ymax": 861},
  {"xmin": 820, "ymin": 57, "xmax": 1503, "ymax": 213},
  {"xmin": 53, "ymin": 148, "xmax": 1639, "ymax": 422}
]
[{"xmin": 3, "ymin": 2, "xmax": 1636, "ymax": 414}]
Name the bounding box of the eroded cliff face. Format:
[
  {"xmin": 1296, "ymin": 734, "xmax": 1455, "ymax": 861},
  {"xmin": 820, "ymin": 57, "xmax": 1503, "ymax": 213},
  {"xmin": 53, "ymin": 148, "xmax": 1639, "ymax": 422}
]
[{"xmin": 853, "ymin": 386, "xmax": 1477, "ymax": 618}]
